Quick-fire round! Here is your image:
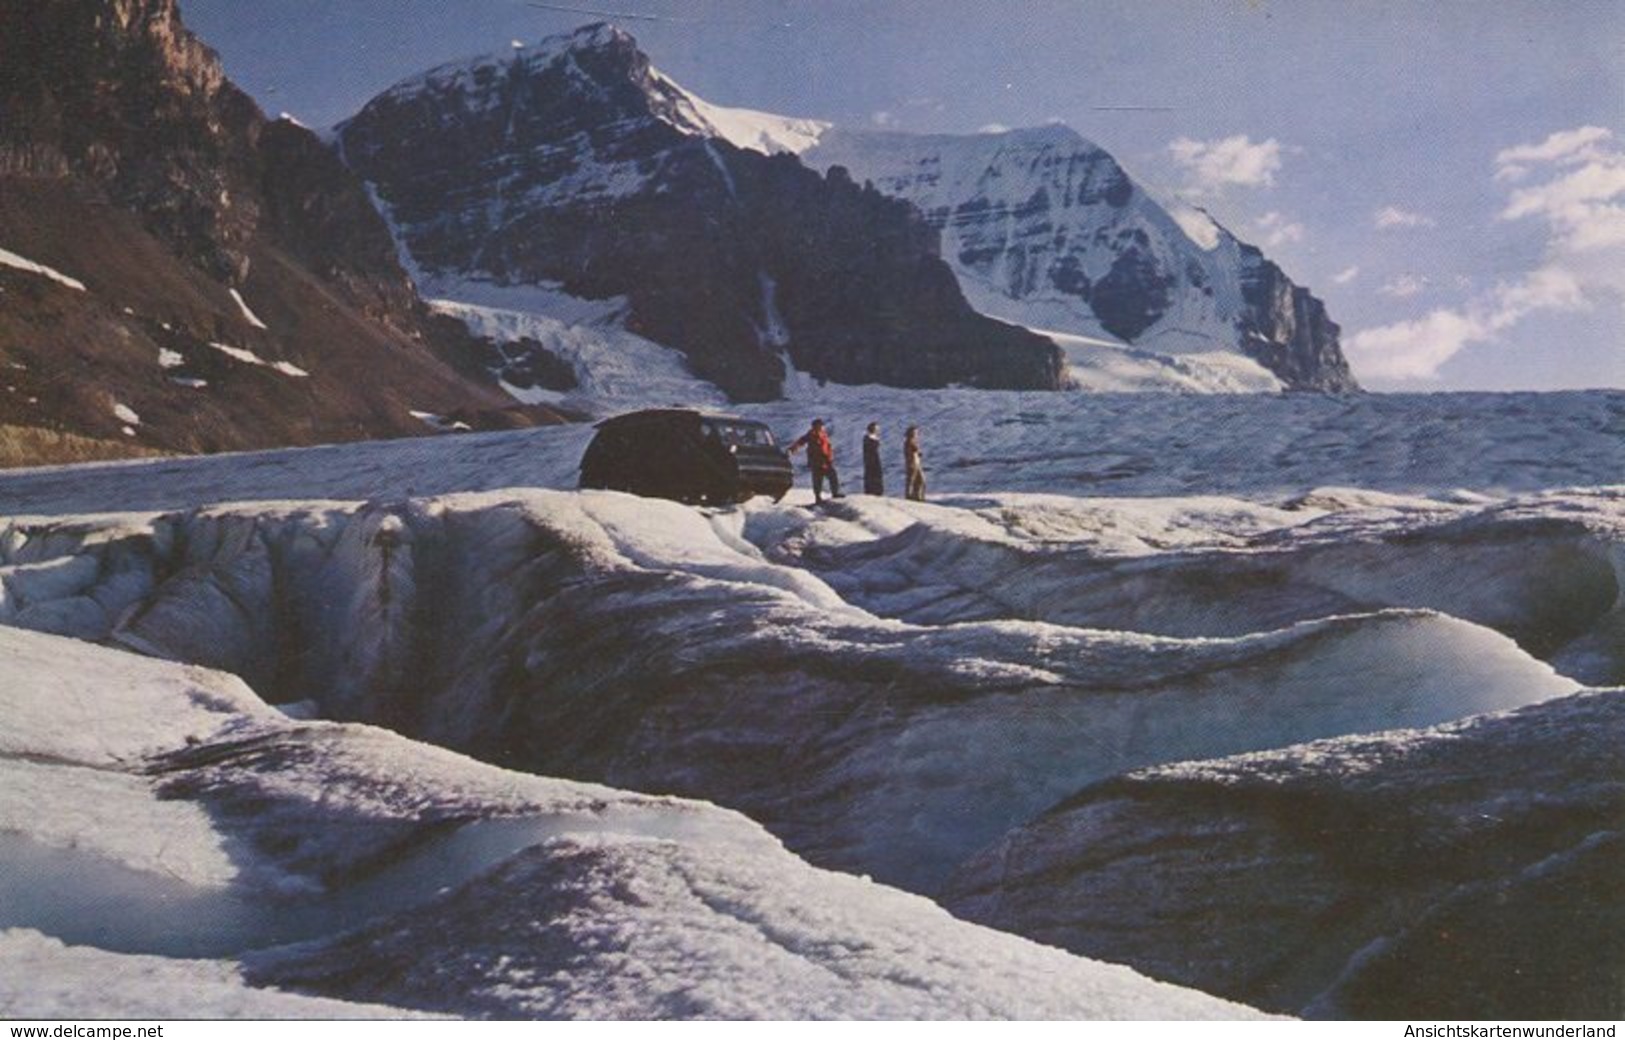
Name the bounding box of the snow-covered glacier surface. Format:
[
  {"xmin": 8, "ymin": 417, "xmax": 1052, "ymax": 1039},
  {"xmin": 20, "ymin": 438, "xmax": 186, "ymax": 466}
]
[
  {"xmin": 0, "ymin": 625, "xmax": 1265, "ymax": 1020},
  {"xmin": 0, "ymin": 388, "xmax": 1621, "ymax": 1019}
]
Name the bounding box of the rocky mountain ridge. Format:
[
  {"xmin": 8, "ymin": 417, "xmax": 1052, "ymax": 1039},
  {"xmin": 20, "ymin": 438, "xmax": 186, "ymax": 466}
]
[
  {"xmin": 342, "ymin": 24, "xmax": 1355, "ymax": 397},
  {"xmin": 336, "ymin": 24, "xmax": 1065, "ymax": 402}
]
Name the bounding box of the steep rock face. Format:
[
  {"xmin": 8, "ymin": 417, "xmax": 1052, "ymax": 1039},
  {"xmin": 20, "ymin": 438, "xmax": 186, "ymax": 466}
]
[
  {"xmin": 0, "ymin": 0, "xmax": 550, "ymax": 458},
  {"xmin": 0, "ymin": 0, "xmax": 260, "ymax": 281},
  {"xmin": 804, "ymin": 126, "xmax": 1359, "ymax": 392},
  {"xmin": 336, "ymin": 25, "xmax": 1064, "ymax": 402},
  {"xmin": 1236, "ymin": 245, "xmax": 1356, "ymax": 391}
]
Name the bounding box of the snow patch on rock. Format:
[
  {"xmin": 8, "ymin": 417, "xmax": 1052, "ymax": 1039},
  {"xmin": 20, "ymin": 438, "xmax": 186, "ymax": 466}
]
[
  {"xmin": 228, "ymin": 288, "xmax": 268, "ymax": 330},
  {"xmin": 0, "ymin": 247, "xmax": 86, "ymax": 292}
]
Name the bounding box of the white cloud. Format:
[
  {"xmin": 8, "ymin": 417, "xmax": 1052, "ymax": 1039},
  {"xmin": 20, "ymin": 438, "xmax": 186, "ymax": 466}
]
[
  {"xmin": 1374, "ymin": 206, "xmax": 1436, "ymax": 230},
  {"xmin": 1346, "ymin": 308, "xmax": 1488, "ymax": 381},
  {"xmin": 1350, "ymin": 126, "xmax": 1625, "ymax": 383},
  {"xmin": 1168, "ymin": 135, "xmax": 1285, "ymax": 195},
  {"xmin": 1495, "ymin": 126, "xmax": 1615, "ymax": 183},
  {"xmin": 977, "ymin": 123, "xmax": 1010, "ymax": 135},
  {"xmin": 1256, "ymin": 211, "xmax": 1304, "ymax": 247},
  {"xmin": 1498, "ymin": 128, "xmax": 1625, "ymax": 300},
  {"xmin": 1495, "ymin": 126, "xmax": 1613, "ymax": 168},
  {"xmin": 1485, "ymin": 266, "xmax": 1585, "ymax": 323},
  {"xmin": 1348, "ymin": 266, "xmax": 1588, "ymax": 381},
  {"xmin": 870, "ymin": 110, "xmax": 896, "ymax": 128},
  {"xmin": 1501, "ymin": 161, "xmax": 1625, "ymax": 220},
  {"xmin": 1332, "ymin": 266, "xmax": 1360, "ymax": 285},
  {"xmin": 1562, "ymin": 205, "xmax": 1625, "ymax": 252},
  {"xmin": 1379, "ymin": 274, "xmax": 1428, "ymax": 298}
]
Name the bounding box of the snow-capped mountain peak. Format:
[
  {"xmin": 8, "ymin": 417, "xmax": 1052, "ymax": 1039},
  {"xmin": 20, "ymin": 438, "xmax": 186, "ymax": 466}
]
[
  {"xmin": 372, "ymin": 22, "xmax": 633, "ymax": 104},
  {"xmin": 364, "ymin": 22, "xmax": 829, "ymax": 158},
  {"xmin": 338, "ymin": 22, "xmax": 1062, "ymax": 402},
  {"xmin": 803, "ymin": 123, "xmax": 1358, "ymax": 390},
  {"xmin": 341, "ymin": 21, "xmax": 1352, "ymax": 397}
]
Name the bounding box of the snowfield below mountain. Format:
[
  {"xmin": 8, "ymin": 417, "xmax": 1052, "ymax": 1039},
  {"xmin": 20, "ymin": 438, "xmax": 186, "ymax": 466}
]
[{"xmin": 0, "ymin": 388, "xmax": 1620, "ymax": 1019}]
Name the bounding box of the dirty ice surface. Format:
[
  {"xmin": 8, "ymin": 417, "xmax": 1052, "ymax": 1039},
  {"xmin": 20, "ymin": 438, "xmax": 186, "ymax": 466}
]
[{"xmin": 0, "ymin": 387, "xmax": 1620, "ymax": 1019}]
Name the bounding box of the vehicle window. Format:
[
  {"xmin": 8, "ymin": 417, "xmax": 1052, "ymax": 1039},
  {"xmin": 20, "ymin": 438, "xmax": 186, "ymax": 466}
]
[
  {"xmin": 701, "ymin": 422, "xmax": 730, "ymax": 447},
  {"xmin": 702, "ymin": 422, "xmax": 775, "ymax": 447}
]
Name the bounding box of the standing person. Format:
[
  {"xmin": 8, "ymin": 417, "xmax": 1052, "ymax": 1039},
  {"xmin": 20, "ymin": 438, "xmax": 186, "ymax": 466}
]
[
  {"xmin": 904, "ymin": 425, "xmax": 926, "ymax": 502},
  {"xmin": 788, "ymin": 418, "xmax": 843, "ymax": 504},
  {"xmin": 862, "ymin": 422, "xmax": 884, "ymax": 496}
]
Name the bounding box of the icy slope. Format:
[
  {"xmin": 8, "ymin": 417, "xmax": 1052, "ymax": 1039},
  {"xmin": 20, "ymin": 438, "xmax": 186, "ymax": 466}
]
[
  {"xmin": 941, "ymin": 689, "xmax": 1625, "ymax": 1020},
  {"xmin": 1045, "ymin": 329, "xmax": 1285, "ymax": 393},
  {"xmin": 425, "ymin": 285, "xmax": 729, "ymax": 413},
  {"xmin": 0, "ymin": 625, "xmax": 1265, "ymax": 1020},
  {"xmin": 0, "ymin": 491, "xmax": 1584, "ymax": 892},
  {"xmin": 756, "ymin": 489, "xmax": 1625, "ymax": 683},
  {"xmin": 649, "ymin": 66, "xmax": 830, "ymax": 156}
]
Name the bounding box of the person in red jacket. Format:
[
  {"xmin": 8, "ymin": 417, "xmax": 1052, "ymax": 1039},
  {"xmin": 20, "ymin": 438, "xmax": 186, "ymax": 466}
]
[{"xmin": 788, "ymin": 418, "xmax": 844, "ymax": 504}]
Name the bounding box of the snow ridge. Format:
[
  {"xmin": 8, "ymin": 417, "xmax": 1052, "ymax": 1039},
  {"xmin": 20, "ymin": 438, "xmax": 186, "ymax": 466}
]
[{"xmin": 651, "ymin": 66, "xmax": 830, "ymax": 155}]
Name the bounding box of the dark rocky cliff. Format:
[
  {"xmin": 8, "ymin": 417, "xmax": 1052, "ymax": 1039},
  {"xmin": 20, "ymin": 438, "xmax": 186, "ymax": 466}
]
[{"xmin": 1236, "ymin": 245, "xmax": 1357, "ymax": 392}]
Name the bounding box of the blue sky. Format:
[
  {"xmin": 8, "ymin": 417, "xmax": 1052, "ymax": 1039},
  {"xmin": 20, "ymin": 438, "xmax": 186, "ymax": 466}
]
[{"xmin": 185, "ymin": 0, "xmax": 1623, "ymax": 391}]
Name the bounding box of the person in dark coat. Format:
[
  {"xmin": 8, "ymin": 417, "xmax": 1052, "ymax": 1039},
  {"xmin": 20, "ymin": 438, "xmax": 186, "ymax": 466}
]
[
  {"xmin": 904, "ymin": 424, "xmax": 926, "ymax": 502},
  {"xmin": 788, "ymin": 418, "xmax": 843, "ymax": 503},
  {"xmin": 862, "ymin": 422, "xmax": 883, "ymax": 495}
]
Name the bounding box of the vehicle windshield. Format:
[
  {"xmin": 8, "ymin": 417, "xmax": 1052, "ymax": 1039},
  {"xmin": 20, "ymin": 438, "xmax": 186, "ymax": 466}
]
[{"xmin": 702, "ymin": 421, "xmax": 776, "ymax": 448}]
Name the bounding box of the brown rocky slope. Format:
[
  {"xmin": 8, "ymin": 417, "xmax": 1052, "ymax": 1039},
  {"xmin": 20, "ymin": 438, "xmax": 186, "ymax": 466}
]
[{"xmin": 0, "ymin": 0, "xmax": 559, "ymax": 464}]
